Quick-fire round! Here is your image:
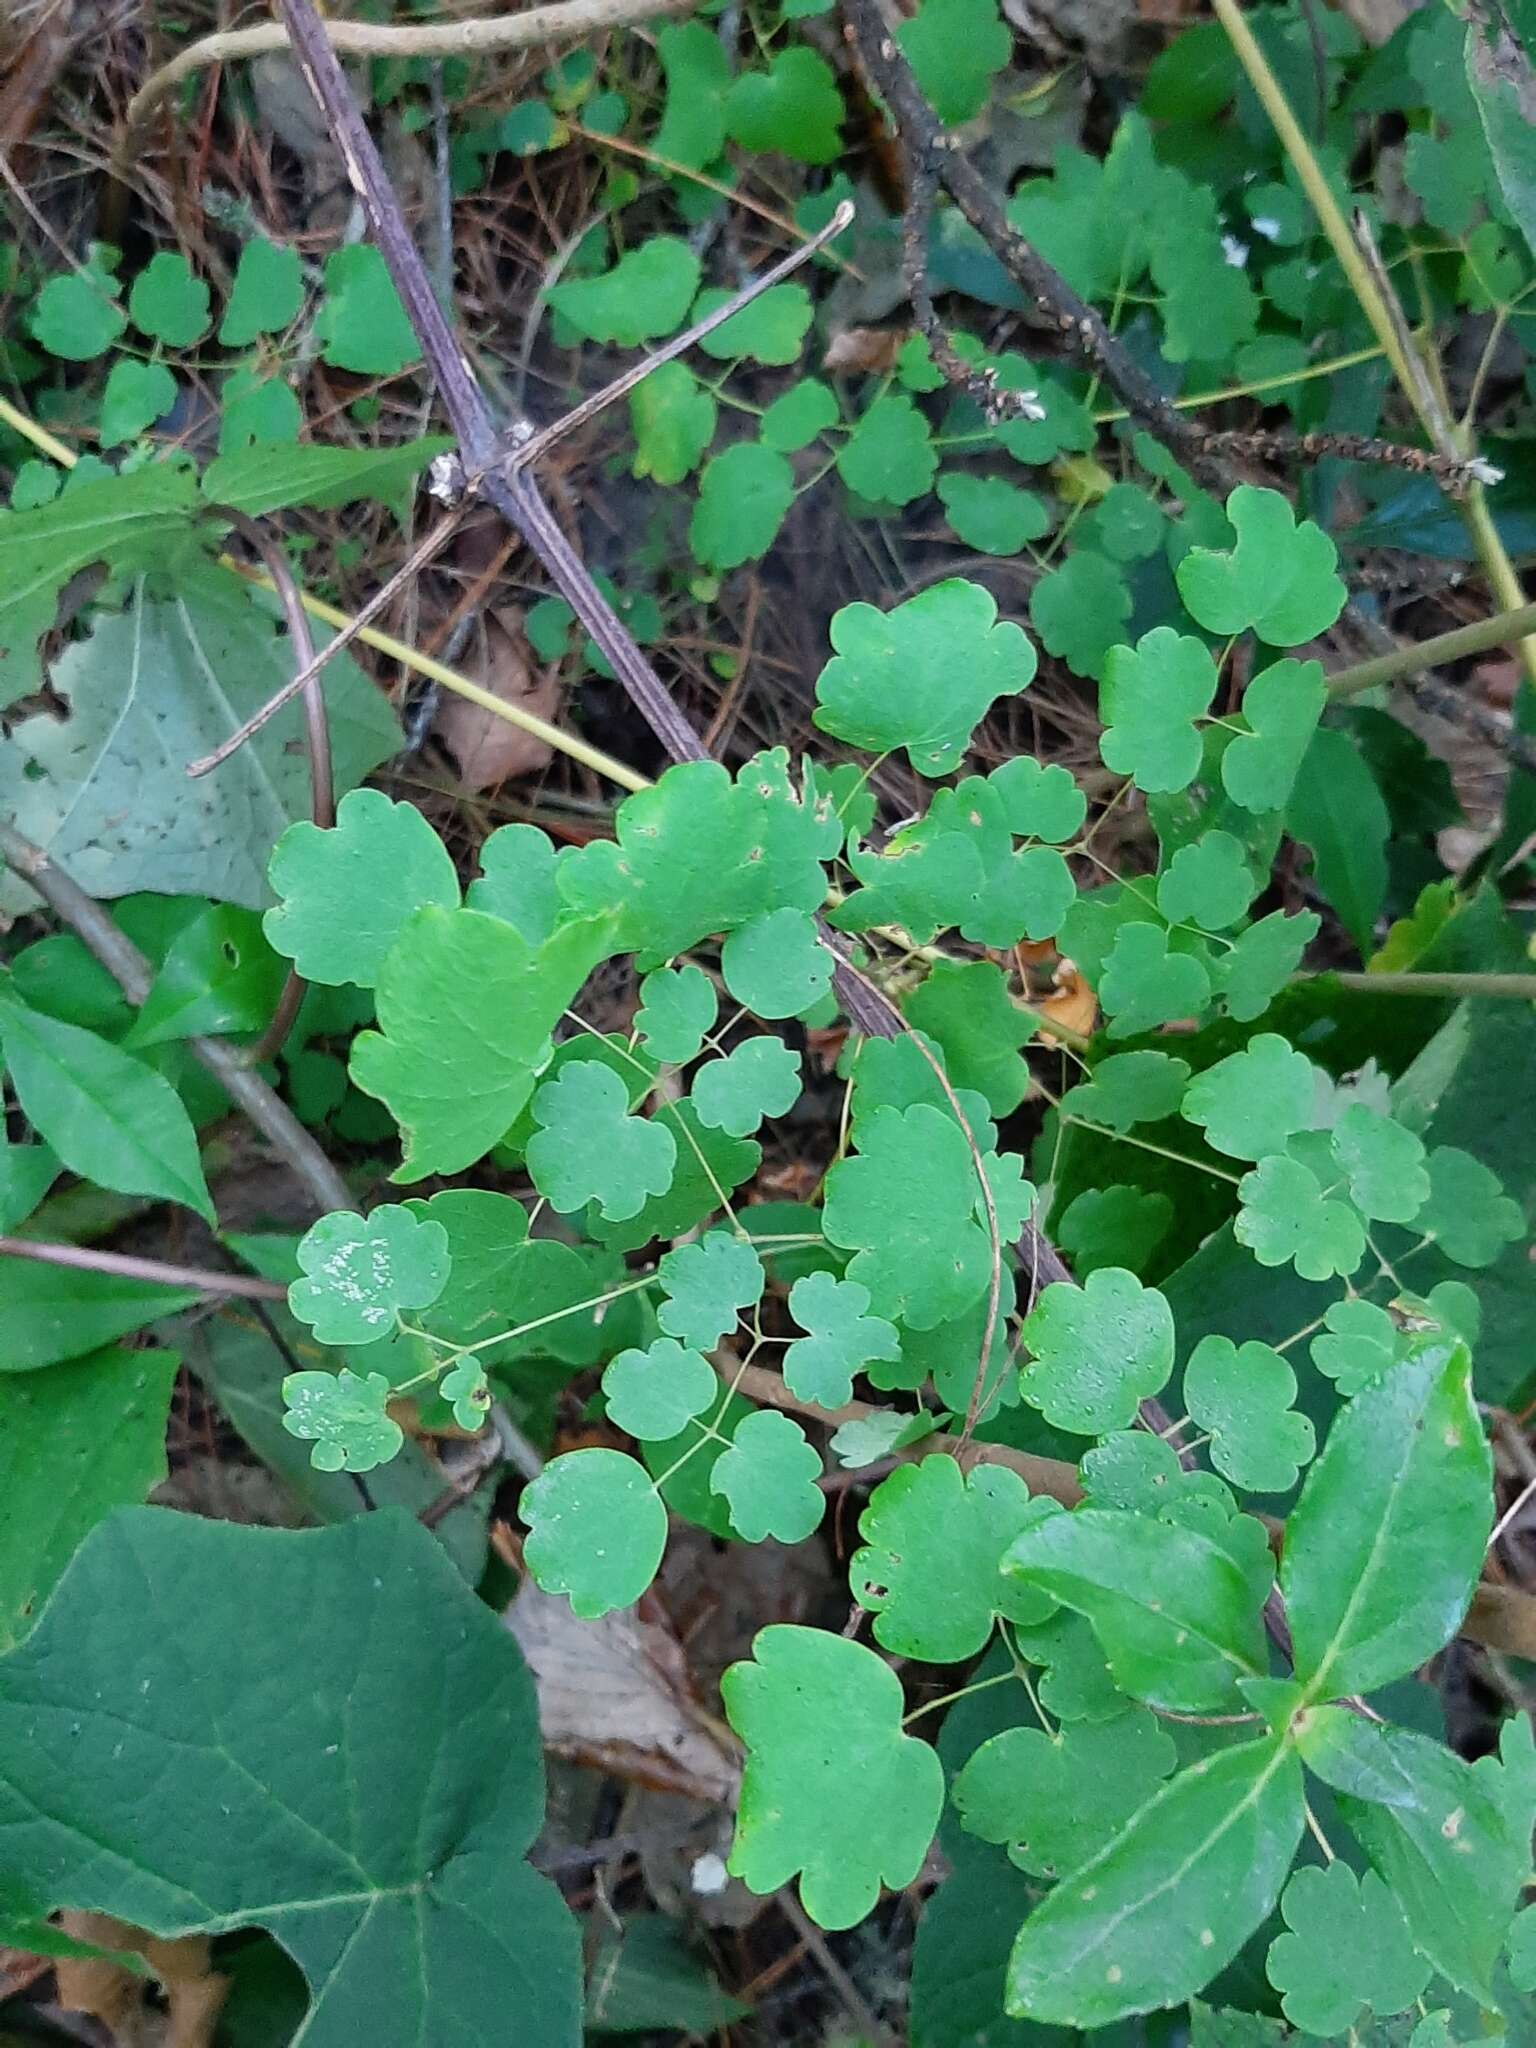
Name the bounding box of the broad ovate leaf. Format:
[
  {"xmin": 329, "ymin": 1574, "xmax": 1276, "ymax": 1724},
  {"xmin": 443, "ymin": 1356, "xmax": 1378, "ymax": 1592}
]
[
  {"xmin": 1005, "ymin": 1739, "xmax": 1304, "ymax": 2028},
  {"xmin": 723, "ymin": 1626, "xmax": 945, "ymax": 1929},
  {"xmin": 1282, "ymin": 1334, "xmax": 1492, "ymax": 1702}
]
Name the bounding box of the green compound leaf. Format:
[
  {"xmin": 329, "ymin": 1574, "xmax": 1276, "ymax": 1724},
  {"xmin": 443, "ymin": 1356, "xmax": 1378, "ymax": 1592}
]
[
  {"xmin": 1059, "ymin": 1049, "xmax": 1191, "ymax": 1133},
  {"xmin": 782, "ymin": 1271, "xmax": 900, "ymax": 1406},
  {"xmin": 1294, "ymin": 1706, "xmax": 1524, "ymax": 2000},
  {"xmin": 551, "ymin": 236, "xmax": 700, "ymax": 347},
  {"xmin": 1310, "ymin": 1295, "xmax": 1400, "ymax": 1395},
  {"xmin": 689, "ymin": 441, "xmax": 795, "ymax": 570},
  {"xmin": 350, "ymin": 909, "xmax": 614, "ymax": 1181},
  {"xmin": 467, "ymin": 823, "xmax": 559, "ymax": 943},
  {"xmin": 692, "ymin": 1038, "xmax": 802, "ymax": 1138},
  {"xmin": 822, "ymin": 1104, "xmax": 992, "ymax": 1330},
  {"xmin": 896, "ymin": 0, "xmax": 1011, "ymax": 121},
  {"xmin": 1157, "ymin": 831, "xmax": 1255, "ymax": 930},
  {"xmin": 315, "ymin": 244, "xmax": 419, "ymax": 373},
  {"xmin": 1183, "ymin": 1335, "xmax": 1315, "ymax": 1492},
  {"xmin": 709, "ymin": 1409, "xmax": 824, "ymax": 1542},
  {"xmin": 814, "ymin": 579, "xmax": 1036, "ymax": 776},
  {"xmin": 952, "ymin": 1706, "xmax": 1177, "ymax": 1880},
  {"xmin": 526, "ymin": 1061, "xmax": 677, "ymax": 1221},
  {"xmin": 0, "ymin": 996, "xmax": 214, "ymax": 1225},
  {"xmin": 630, "ymin": 361, "xmax": 716, "ymax": 484},
  {"xmin": 1266, "ymin": 1863, "xmax": 1431, "ymax": 2036},
  {"xmin": 99, "ymin": 359, "xmax": 177, "ymax": 448},
  {"xmin": 635, "ymin": 964, "xmax": 717, "ymax": 1063},
  {"xmin": 987, "ymin": 756, "xmax": 1085, "ymax": 842},
  {"xmin": 602, "ymin": 1338, "xmax": 717, "ymax": 1441},
  {"xmin": 0, "ymin": 1509, "xmax": 580, "ymax": 2048},
  {"xmin": 723, "ymin": 1625, "xmax": 945, "ymax": 1929},
  {"xmin": 1030, "ymin": 552, "xmax": 1133, "ymax": 681},
  {"xmin": 693, "ymin": 283, "xmax": 813, "ymax": 365},
  {"xmin": 219, "ymin": 237, "xmax": 303, "ymax": 345},
  {"xmin": 721, "ymin": 907, "xmax": 833, "ymax": 1018},
  {"xmin": 762, "ymin": 377, "xmax": 839, "ymax": 452},
  {"xmin": 557, "ymin": 750, "xmax": 829, "ymax": 964},
  {"xmin": 1413, "ymin": 1144, "xmax": 1525, "ymax": 1267},
  {"xmin": 1176, "ymin": 486, "xmax": 1346, "ymax": 646},
  {"xmin": 1003, "ymin": 1508, "xmax": 1270, "ymax": 1712},
  {"xmin": 1282, "ymin": 1334, "xmax": 1492, "ymax": 1701},
  {"xmin": 1098, "ymin": 628, "xmax": 1219, "ymax": 793},
  {"xmin": 1019, "ymin": 1268, "xmax": 1174, "ymax": 1434},
  {"xmin": 656, "ymin": 1231, "xmax": 766, "ymax": 1349},
  {"xmin": 288, "ymin": 1205, "xmax": 451, "ymax": 1346},
  {"xmin": 724, "ymin": 48, "xmax": 844, "ymax": 164},
  {"xmin": 522, "ymin": 1447, "xmax": 667, "ymax": 1617},
  {"xmin": 1004, "ymin": 1739, "xmax": 1304, "ymax": 2029},
  {"xmin": 850, "ymin": 1458, "xmax": 1058, "ymax": 1661},
  {"xmin": 30, "ymin": 256, "xmax": 126, "ymax": 360},
  {"xmin": 1235, "ymin": 1154, "xmax": 1366, "ymax": 1281},
  {"xmin": 1099, "ymin": 922, "xmax": 1212, "ymax": 1038},
  {"xmin": 1220, "ymin": 660, "xmax": 1329, "ymax": 812},
  {"xmin": 281, "ymin": 1367, "xmax": 402, "ymax": 1473},
  {"xmin": 1212, "ymin": 909, "xmax": 1321, "ymax": 1021},
  {"xmin": 265, "ymin": 787, "xmax": 461, "ymax": 988},
  {"xmin": 937, "ymin": 472, "xmax": 1049, "ymax": 554},
  {"xmin": 1180, "ymin": 1032, "xmax": 1316, "ymax": 1161},
  {"xmin": 836, "ymin": 394, "xmax": 938, "ymax": 506},
  {"xmin": 128, "ymin": 251, "xmax": 210, "ymax": 346},
  {"xmin": 1329, "ymin": 1102, "xmax": 1431, "ymax": 1223}
]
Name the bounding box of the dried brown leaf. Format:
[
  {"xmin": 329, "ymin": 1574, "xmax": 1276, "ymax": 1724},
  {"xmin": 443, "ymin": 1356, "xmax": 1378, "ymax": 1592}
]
[
  {"xmin": 55, "ymin": 1913, "xmax": 227, "ymax": 2048},
  {"xmin": 434, "ymin": 604, "xmax": 560, "ymax": 789}
]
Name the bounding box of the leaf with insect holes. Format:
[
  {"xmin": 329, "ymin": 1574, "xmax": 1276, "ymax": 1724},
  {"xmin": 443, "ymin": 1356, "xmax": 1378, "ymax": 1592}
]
[
  {"xmin": 953, "ymin": 1707, "xmax": 1178, "ymax": 1880},
  {"xmin": 937, "ymin": 473, "xmax": 1050, "ymax": 555},
  {"xmin": 721, "ymin": 908, "xmax": 832, "ymax": 1018},
  {"xmin": 602, "ymin": 1339, "xmax": 717, "ymax": 1442},
  {"xmin": 128, "ymin": 252, "xmax": 210, "ymax": 346},
  {"xmin": 1020, "ymin": 1269, "xmax": 1174, "ymax": 1435},
  {"xmin": 281, "ymin": 1368, "xmax": 403, "ymax": 1474},
  {"xmin": 550, "ymin": 236, "xmax": 700, "ymax": 347},
  {"xmin": 439, "ymin": 1359, "xmax": 491, "ymax": 1431},
  {"xmin": 1183, "ymin": 1335, "xmax": 1315, "ymax": 1492},
  {"xmin": 1030, "ymin": 552, "xmax": 1132, "ymax": 681},
  {"xmin": 690, "ymin": 442, "xmax": 795, "ymax": 570},
  {"xmin": 522, "ymin": 1449, "xmax": 667, "ymax": 1617},
  {"xmin": 1221, "ymin": 660, "xmax": 1328, "ymax": 812},
  {"xmin": 1005, "ymin": 1739, "xmax": 1304, "ymax": 2028},
  {"xmin": 124, "ymin": 904, "xmax": 285, "ymax": 1049},
  {"xmin": 987, "ymin": 757, "xmax": 1085, "ymax": 842},
  {"xmin": 814, "ymin": 579, "xmax": 1036, "ymax": 776},
  {"xmin": 1236, "ymin": 1155, "xmax": 1366, "ymax": 1281},
  {"xmin": 822, "ymin": 1105, "xmax": 993, "ymax": 1330},
  {"xmin": 556, "ymin": 750, "xmax": 829, "ymax": 965},
  {"xmin": 1412, "ymin": 1145, "xmax": 1524, "ymax": 1267},
  {"xmin": 1266, "ymin": 1863, "xmax": 1431, "ymax": 2035},
  {"xmin": 350, "ymin": 910, "xmax": 617, "ymax": 1181},
  {"xmin": 265, "ymin": 788, "xmax": 461, "ymax": 988},
  {"xmin": 1098, "ymin": 922, "xmax": 1212, "ymax": 1037},
  {"xmin": 1059, "ymin": 1050, "xmax": 1191, "ymax": 1133},
  {"xmin": 781, "ymin": 1272, "xmax": 900, "ymax": 1407},
  {"xmin": 1213, "ymin": 909, "xmax": 1321, "ymax": 1021},
  {"xmin": 1176, "ymin": 486, "xmax": 1346, "ymax": 646},
  {"xmin": 850, "ymin": 1459, "xmax": 1058, "ymax": 1661},
  {"xmin": 1157, "ymin": 832, "xmax": 1256, "ymax": 930},
  {"xmin": 0, "ymin": 996, "xmax": 214, "ymax": 1225},
  {"xmin": 1180, "ymin": 1033, "xmax": 1316, "ymax": 1161},
  {"xmin": 315, "ymin": 245, "xmax": 419, "ymax": 373},
  {"xmin": 635, "ymin": 965, "xmax": 717, "ymax": 1063},
  {"xmin": 466, "ymin": 823, "xmax": 560, "ymax": 944},
  {"xmin": 656, "ymin": 1232, "xmax": 766, "ymax": 1350},
  {"xmin": 837, "ymin": 395, "xmax": 938, "ymax": 506},
  {"xmin": 629, "ymin": 362, "xmax": 717, "ymax": 485},
  {"xmin": 724, "ymin": 48, "xmax": 844, "ymax": 163},
  {"xmin": 1282, "ymin": 1334, "xmax": 1491, "ymax": 1701},
  {"xmin": 723, "ymin": 1626, "xmax": 945, "ymax": 1929},
  {"xmin": 692, "ymin": 1038, "xmax": 802, "ymax": 1138},
  {"xmin": 1098, "ymin": 628, "xmax": 1220, "ymax": 794},
  {"xmin": 288, "ymin": 1205, "xmax": 451, "ymax": 1346},
  {"xmin": 897, "ymin": 0, "xmax": 1012, "ymax": 121},
  {"xmin": 220, "ymin": 237, "xmax": 303, "ymax": 345},
  {"xmin": 710, "ymin": 1410, "xmax": 824, "ymax": 1542},
  {"xmin": 1328, "ymin": 1104, "xmax": 1431, "ymax": 1223},
  {"xmin": 526, "ymin": 1062, "xmax": 677, "ymax": 1222}
]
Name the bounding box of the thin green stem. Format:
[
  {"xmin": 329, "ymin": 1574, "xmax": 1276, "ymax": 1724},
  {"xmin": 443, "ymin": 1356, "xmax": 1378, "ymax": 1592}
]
[
  {"xmin": 1324, "ymin": 601, "xmax": 1536, "ymax": 699},
  {"xmin": 1307, "ymin": 970, "xmax": 1535, "ymax": 999}
]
